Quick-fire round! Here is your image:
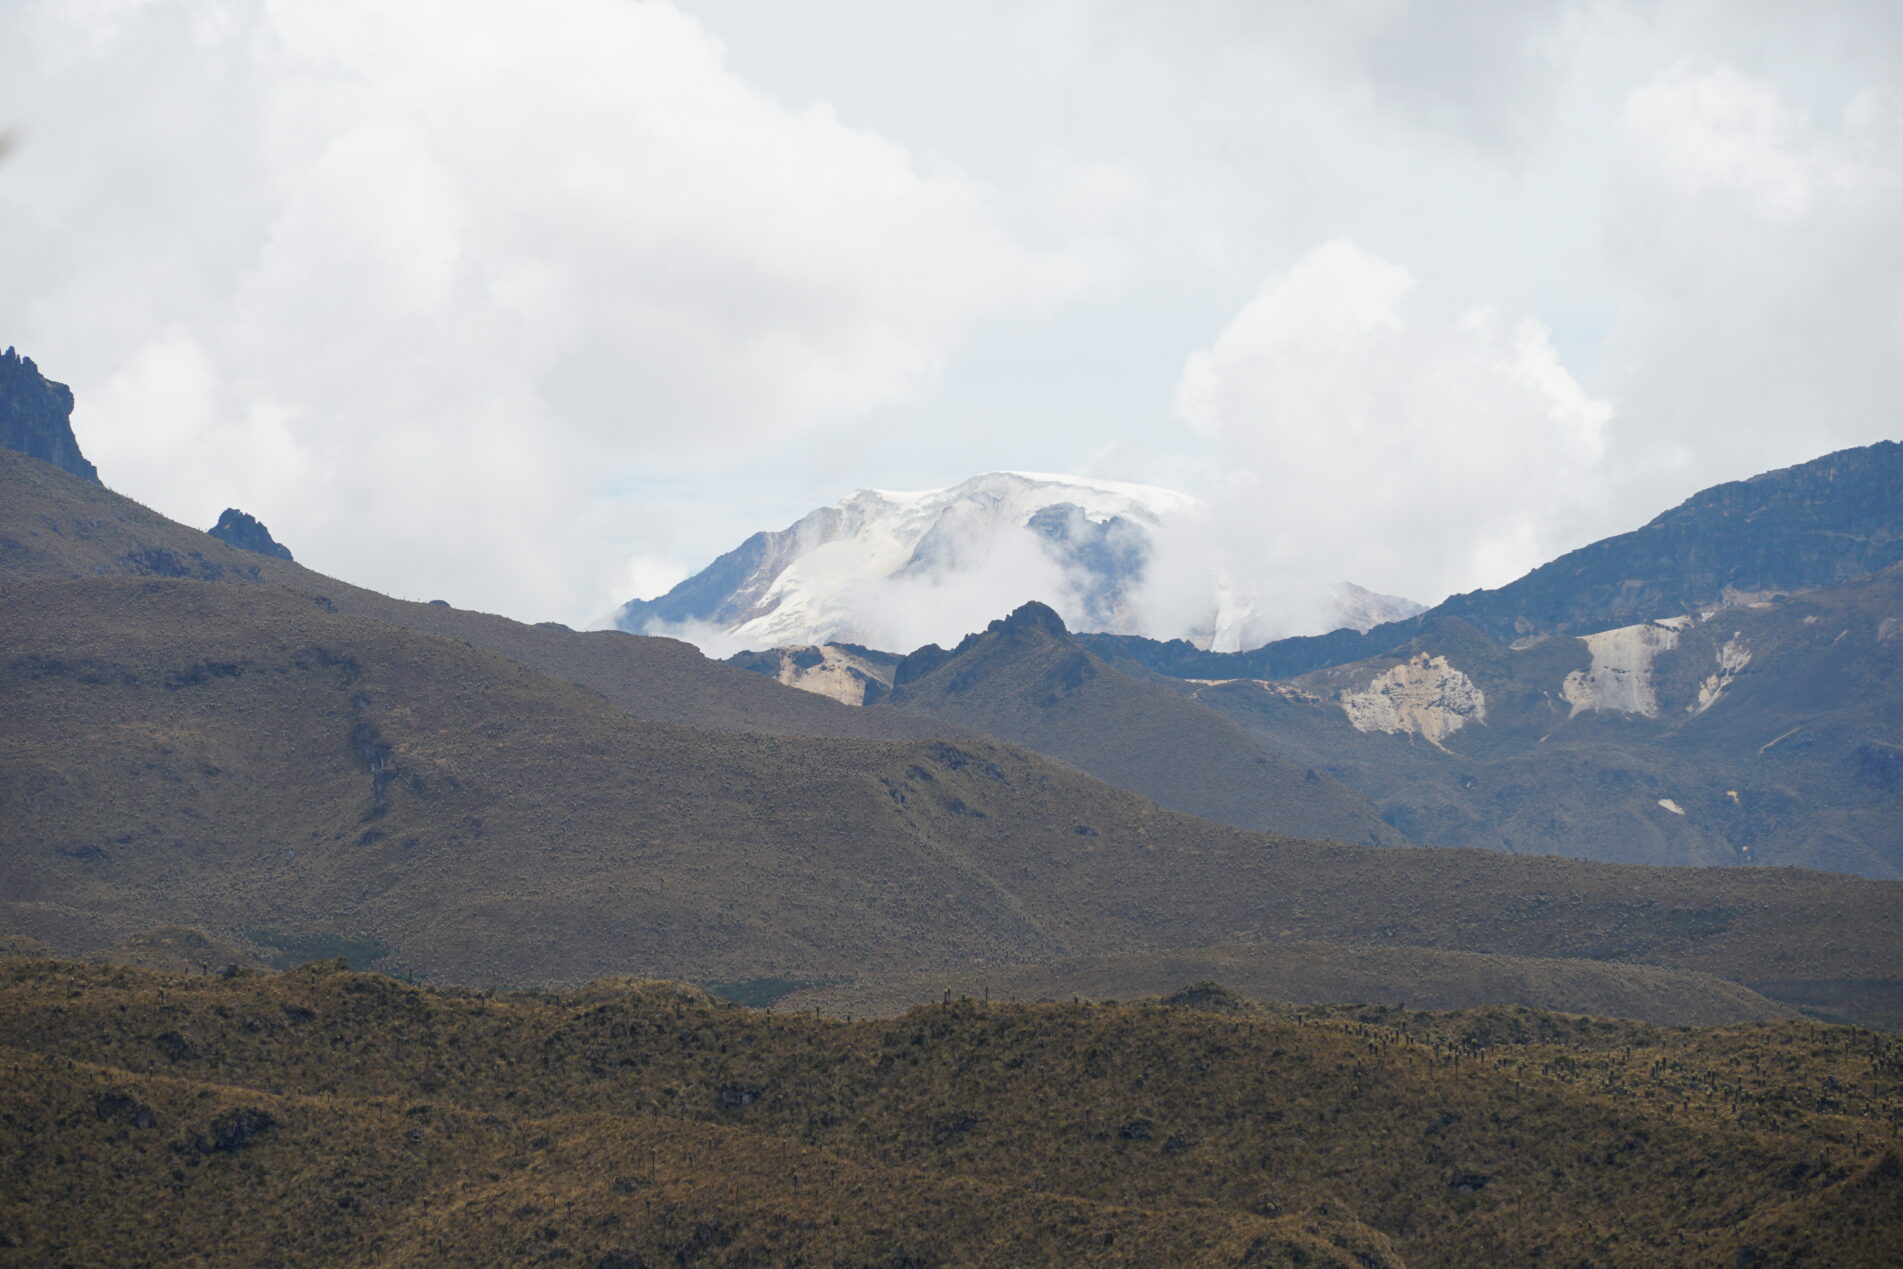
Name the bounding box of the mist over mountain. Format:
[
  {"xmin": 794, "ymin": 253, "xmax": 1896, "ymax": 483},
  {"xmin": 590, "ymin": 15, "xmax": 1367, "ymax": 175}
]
[{"xmin": 610, "ymin": 471, "xmax": 1422, "ymax": 654}]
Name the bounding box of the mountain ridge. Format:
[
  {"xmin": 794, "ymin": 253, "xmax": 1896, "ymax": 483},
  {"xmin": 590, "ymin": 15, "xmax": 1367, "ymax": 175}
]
[
  {"xmin": 882, "ymin": 601, "xmax": 1402, "ymax": 846},
  {"xmin": 1083, "ymin": 439, "xmax": 1903, "ymax": 681}
]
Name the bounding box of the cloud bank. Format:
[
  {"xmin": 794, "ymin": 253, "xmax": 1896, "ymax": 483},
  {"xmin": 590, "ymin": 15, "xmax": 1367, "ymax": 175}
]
[
  {"xmin": 0, "ymin": 0, "xmax": 1093, "ymax": 620},
  {"xmin": 3, "ymin": 1, "xmax": 1899, "ymax": 644},
  {"xmin": 1147, "ymin": 239, "xmax": 1610, "ymax": 649}
]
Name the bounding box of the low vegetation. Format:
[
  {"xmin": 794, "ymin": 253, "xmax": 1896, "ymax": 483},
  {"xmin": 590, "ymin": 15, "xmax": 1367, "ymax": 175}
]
[
  {"xmin": 776, "ymin": 938, "xmax": 1800, "ymax": 1027},
  {"xmin": 0, "ymin": 956, "xmax": 1897, "ymax": 1266}
]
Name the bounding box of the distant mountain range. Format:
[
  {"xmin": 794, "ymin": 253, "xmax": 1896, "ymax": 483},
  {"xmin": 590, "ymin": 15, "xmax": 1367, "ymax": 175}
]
[
  {"xmin": 8, "ymin": 427, "xmax": 1902, "ymax": 1025},
  {"xmin": 609, "ymin": 471, "xmax": 1422, "ymax": 651},
  {"xmin": 727, "ymin": 442, "xmax": 1903, "ymax": 888},
  {"xmin": 1081, "ymin": 440, "xmax": 1903, "ymax": 682},
  {"xmin": 4, "ymin": 349, "xmax": 1903, "ymax": 1035}
]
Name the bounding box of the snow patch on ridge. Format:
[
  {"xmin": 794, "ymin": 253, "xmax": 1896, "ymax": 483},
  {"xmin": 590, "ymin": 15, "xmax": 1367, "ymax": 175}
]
[
  {"xmin": 1338, "ymin": 653, "xmax": 1486, "ymax": 749},
  {"xmin": 1562, "ymin": 623, "xmax": 1680, "ymax": 718}
]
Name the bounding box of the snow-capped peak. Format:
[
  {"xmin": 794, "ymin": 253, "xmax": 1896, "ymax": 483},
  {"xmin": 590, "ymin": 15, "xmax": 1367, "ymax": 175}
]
[{"xmin": 610, "ymin": 472, "xmax": 1416, "ymax": 655}]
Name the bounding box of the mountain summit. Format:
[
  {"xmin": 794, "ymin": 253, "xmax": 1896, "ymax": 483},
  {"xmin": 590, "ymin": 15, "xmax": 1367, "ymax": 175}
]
[
  {"xmin": 0, "ymin": 348, "xmax": 98, "ymax": 483},
  {"xmin": 610, "ymin": 472, "xmax": 1419, "ymax": 652}
]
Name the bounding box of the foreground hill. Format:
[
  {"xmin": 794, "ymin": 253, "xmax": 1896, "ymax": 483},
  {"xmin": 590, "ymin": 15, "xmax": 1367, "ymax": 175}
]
[
  {"xmin": 883, "ymin": 601, "xmax": 1400, "ymax": 846},
  {"xmin": 5, "ymin": 574, "xmax": 1903, "ymax": 1025},
  {"xmin": 1, "ymin": 958, "xmax": 1897, "ymax": 1267}
]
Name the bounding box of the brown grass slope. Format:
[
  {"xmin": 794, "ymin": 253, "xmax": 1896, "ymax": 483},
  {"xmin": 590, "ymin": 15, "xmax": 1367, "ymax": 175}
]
[
  {"xmin": 0, "ymin": 1045, "xmax": 1376, "ymax": 1269},
  {"xmin": 884, "ymin": 601, "xmax": 1401, "ymax": 846},
  {"xmin": 1, "ymin": 958, "xmax": 1898, "ymax": 1267},
  {"xmin": 5, "ymin": 575, "xmax": 1903, "ymax": 1018},
  {"xmin": 777, "ymin": 939, "xmax": 1800, "ymax": 1026},
  {"xmin": 0, "ymin": 446, "xmax": 957, "ymax": 742}
]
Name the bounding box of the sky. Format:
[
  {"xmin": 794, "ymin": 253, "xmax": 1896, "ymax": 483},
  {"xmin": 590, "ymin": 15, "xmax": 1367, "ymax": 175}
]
[{"xmin": 3, "ymin": 0, "xmax": 1900, "ymax": 637}]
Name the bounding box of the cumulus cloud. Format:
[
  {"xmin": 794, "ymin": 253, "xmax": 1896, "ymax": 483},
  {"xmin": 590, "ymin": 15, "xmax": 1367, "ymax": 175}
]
[
  {"xmin": 0, "ymin": 0, "xmax": 1094, "ymax": 621},
  {"xmin": 1151, "ymin": 239, "xmax": 1611, "ymax": 648},
  {"xmin": 6, "ymin": 1, "xmax": 1901, "ymax": 650},
  {"xmin": 1603, "ymin": 58, "xmax": 1903, "ymax": 510}
]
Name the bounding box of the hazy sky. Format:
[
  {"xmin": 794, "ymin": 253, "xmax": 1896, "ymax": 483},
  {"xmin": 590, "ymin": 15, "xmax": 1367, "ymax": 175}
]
[{"xmin": 3, "ymin": 0, "xmax": 1900, "ymax": 630}]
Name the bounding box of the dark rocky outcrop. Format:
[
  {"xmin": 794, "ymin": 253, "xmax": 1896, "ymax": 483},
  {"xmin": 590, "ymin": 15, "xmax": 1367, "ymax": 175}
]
[
  {"xmin": 207, "ymin": 508, "xmax": 294, "ymax": 560},
  {"xmin": 0, "ymin": 348, "xmax": 97, "ymax": 483}
]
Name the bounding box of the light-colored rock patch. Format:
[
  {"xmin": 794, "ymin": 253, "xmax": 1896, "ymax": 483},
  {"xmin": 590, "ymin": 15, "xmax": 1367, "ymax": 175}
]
[
  {"xmin": 1255, "ymin": 681, "xmax": 1325, "ymax": 705},
  {"xmin": 1338, "ymin": 653, "xmax": 1486, "ymax": 749},
  {"xmin": 1562, "ymin": 623, "xmax": 1681, "ymax": 718},
  {"xmin": 1689, "ymin": 634, "xmax": 1751, "ymax": 716},
  {"xmin": 765, "ymin": 645, "xmax": 896, "ymax": 707}
]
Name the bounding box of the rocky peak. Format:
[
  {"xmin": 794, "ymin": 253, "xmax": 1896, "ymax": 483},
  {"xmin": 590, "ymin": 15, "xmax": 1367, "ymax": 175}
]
[
  {"xmin": 0, "ymin": 347, "xmax": 98, "ymax": 483},
  {"xmin": 208, "ymin": 508, "xmax": 294, "ymax": 561},
  {"xmin": 992, "ymin": 600, "xmax": 1069, "ymax": 641}
]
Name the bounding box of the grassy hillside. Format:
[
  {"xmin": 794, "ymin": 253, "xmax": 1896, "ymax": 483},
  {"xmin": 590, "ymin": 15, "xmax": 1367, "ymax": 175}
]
[
  {"xmin": 5, "ymin": 575, "xmax": 1903, "ymax": 1021},
  {"xmin": 776, "ymin": 938, "xmax": 1800, "ymax": 1026},
  {"xmin": 5, "ymin": 448, "xmax": 1394, "ymax": 843},
  {"xmin": 884, "ymin": 602, "xmax": 1401, "ymax": 846},
  {"xmin": 1, "ymin": 958, "xmax": 1897, "ymax": 1267}
]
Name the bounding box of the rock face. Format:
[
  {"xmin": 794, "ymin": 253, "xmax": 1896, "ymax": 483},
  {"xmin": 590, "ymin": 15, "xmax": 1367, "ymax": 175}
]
[
  {"xmin": 0, "ymin": 348, "xmax": 98, "ymax": 483},
  {"xmin": 726, "ymin": 642, "xmax": 901, "ymax": 706},
  {"xmin": 207, "ymin": 508, "xmax": 294, "ymax": 561},
  {"xmin": 1561, "ymin": 623, "xmax": 1682, "ymax": 718},
  {"xmin": 1337, "ymin": 652, "xmax": 1487, "ymax": 747}
]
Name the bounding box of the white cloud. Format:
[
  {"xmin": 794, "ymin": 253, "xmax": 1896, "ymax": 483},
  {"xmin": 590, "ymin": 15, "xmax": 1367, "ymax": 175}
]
[
  {"xmin": 1156, "ymin": 239, "xmax": 1611, "ymax": 648},
  {"xmin": 1097, "ymin": 0, "xmax": 1584, "ymax": 155},
  {"xmin": 0, "ymin": 0, "xmax": 1095, "ymax": 621},
  {"xmin": 1604, "ymin": 59, "xmax": 1903, "ymax": 511},
  {"xmin": 6, "ymin": 1, "xmax": 1901, "ymax": 647},
  {"xmin": 1623, "ymin": 58, "xmax": 1872, "ymax": 220}
]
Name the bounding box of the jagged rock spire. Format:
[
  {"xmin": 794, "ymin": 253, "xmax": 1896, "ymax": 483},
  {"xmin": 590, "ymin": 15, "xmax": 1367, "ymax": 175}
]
[{"xmin": 0, "ymin": 347, "xmax": 99, "ymax": 483}]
